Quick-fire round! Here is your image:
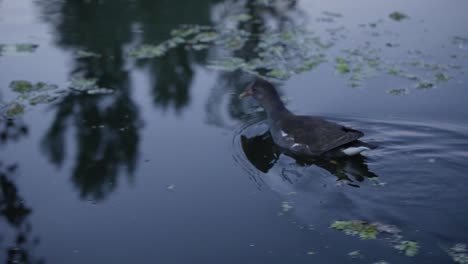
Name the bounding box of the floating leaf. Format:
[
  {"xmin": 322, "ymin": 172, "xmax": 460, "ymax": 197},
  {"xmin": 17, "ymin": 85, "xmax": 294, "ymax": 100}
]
[
  {"xmin": 348, "ymin": 251, "xmax": 362, "ymax": 258},
  {"xmin": 208, "ymin": 57, "xmax": 246, "ymax": 71},
  {"xmin": 335, "ymin": 58, "xmax": 350, "ymax": 74},
  {"xmin": 281, "ymin": 201, "xmax": 293, "ymax": 212},
  {"xmin": 330, "ymin": 220, "xmax": 399, "ymax": 240},
  {"xmin": 446, "ymin": 243, "xmax": 468, "ymax": 264},
  {"xmin": 387, "ymin": 68, "xmax": 401, "ymax": 75},
  {"xmin": 322, "ymin": 11, "xmax": 343, "ymax": 18},
  {"xmin": 10, "ymin": 81, "xmax": 34, "ymax": 93},
  {"xmin": 5, "ymin": 103, "xmax": 25, "ymax": 117},
  {"xmin": 416, "ymin": 82, "xmax": 435, "ymax": 89},
  {"xmin": 395, "ymin": 240, "xmax": 419, "ymax": 257},
  {"xmin": 228, "ymin": 14, "xmax": 252, "ymax": 22},
  {"xmin": 435, "ymin": 73, "xmax": 451, "ymax": 82},
  {"xmin": 15, "ymin": 43, "xmax": 38, "ymax": 53},
  {"xmin": 86, "ymin": 88, "xmax": 114, "ymax": 95},
  {"xmin": 267, "ymin": 69, "xmax": 291, "ymax": 80},
  {"xmin": 387, "ymin": 88, "xmax": 408, "ymax": 96},
  {"xmin": 69, "ymin": 77, "xmax": 98, "ymax": 91},
  {"xmin": 9, "ymin": 81, "xmax": 58, "ymax": 94},
  {"xmin": 76, "ymin": 50, "xmax": 101, "ymax": 58},
  {"xmin": 29, "ymin": 94, "xmax": 57, "ymax": 105},
  {"xmin": 129, "ymin": 44, "xmax": 167, "ymax": 58},
  {"xmin": 389, "ymin": 12, "xmax": 409, "ymax": 21}
]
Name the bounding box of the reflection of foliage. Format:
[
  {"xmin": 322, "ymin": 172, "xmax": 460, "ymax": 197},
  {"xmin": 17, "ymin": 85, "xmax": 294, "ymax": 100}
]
[
  {"xmin": 41, "ymin": 74, "xmax": 140, "ymax": 201},
  {"xmin": 0, "ymin": 119, "xmax": 28, "ymax": 145},
  {"xmin": 0, "ymin": 163, "xmax": 43, "ymax": 264}
]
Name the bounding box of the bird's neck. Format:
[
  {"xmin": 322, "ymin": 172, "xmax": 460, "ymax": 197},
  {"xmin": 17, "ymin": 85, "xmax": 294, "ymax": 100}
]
[{"xmin": 262, "ymin": 98, "xmax": 291, "ymax": 121}]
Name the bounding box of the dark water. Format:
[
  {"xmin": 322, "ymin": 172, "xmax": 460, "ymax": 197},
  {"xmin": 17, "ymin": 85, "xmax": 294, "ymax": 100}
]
[{"xmin": 1, "ymin": 0, "xmax": 468, "ymax": 263}]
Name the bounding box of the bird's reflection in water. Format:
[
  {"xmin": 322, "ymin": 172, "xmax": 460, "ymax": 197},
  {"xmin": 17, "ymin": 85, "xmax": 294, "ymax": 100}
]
[{"xmin": 240, "ymin": 131, "xmax": 377, "ymax": 187}]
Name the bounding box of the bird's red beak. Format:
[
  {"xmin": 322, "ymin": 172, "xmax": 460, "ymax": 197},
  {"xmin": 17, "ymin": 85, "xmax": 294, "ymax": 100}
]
[{"xmin": 239, "ymin": 83, "xmax": 254, "ymax": 99}]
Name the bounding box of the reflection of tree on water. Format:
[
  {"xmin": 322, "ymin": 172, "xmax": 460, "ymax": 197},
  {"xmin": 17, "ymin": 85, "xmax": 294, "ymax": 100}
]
[
  {"xmin": 38, "ymin": 0, "xmax": 141, "ymax": 201},
  {"xmin": 0, "ymin": 162, "xmax": 44, "ymax": 264},
  {"xmin": 240, "ymin": 131, "xmax": 378, "ymax": 187},
  {"xmin": 133, "ymin": 0, "xmax": 217, "ymax": 113},
  {"xmin": 37, "ymin": 0, "xmax": 222, "ymax": 200},
  {"xmin": 0, "ymin": 119, "xmax": 28, "ymax": 146}
]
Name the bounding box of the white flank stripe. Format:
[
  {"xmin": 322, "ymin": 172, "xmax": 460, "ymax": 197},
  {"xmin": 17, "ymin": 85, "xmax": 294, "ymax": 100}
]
[{"xmin": 342, "ymin": 146, "xmax": 371, "ymax": 156}]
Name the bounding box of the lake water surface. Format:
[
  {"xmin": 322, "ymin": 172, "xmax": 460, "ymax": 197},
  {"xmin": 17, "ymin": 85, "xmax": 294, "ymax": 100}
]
[{"xmin": 1, "ymin": 0, "xmax": 468, "ymax": 263}]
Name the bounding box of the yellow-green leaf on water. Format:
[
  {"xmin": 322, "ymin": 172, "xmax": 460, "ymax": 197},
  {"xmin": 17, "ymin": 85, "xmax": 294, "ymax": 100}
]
[
  {"xmin": 267, "ymin": 69, "xmax": 290, "ymax": 80},
  {"xmin": 330, "ymin": 220, "xmax": 399, "ymax": 240},
  {"xmin": 10, "ymin": 81, "xmax": 34, "ymax": 93},
  {"xmin": 335, "ymin": 58, "xmax": 350, "ymax": 74}
]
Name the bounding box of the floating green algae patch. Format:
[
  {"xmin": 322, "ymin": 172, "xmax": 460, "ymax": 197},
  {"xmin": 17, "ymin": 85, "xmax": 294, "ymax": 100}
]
[
  {"xmin": 394, "ymin": 240, "xmax": 419, "ymax": 257},
  {"xmin": 435, "ymin": 73, "xmax": 451, "ymax": 82},
  {"xmin": 10, "ymin": 81, "xmax": 58, "ymax": 94},
  {"xmin": 416, "ymin": 82, "xmax": 435, "ymax": 89},
  {"xmin": 389, "ymin": 11, "xmax": 409, "ymax": 21},
  {"xmin": 129, "ymin": 44, "xmax": 168, "ymax": 59},
  {"xmin": 4, "ymin": 103, "xmax": 25, "ymax": 117},
  {"xmin": 69, "ymin": 77, "xmax": 114, "ymax": 95},
  {"xmin": 446, "ymin": 243, "xmax": 468, "ymax": 264},
  {"xmin": 335, "ymin": 58, "xmax": 350, "ymax": 74},
  {"xmin": 0, "ymin": 43, "xmax": 39, "ymax": 55},
  {"xmin": 330, "ymin": 220, "xmax": 401, "ymax": 240},
  {"xmin": 76, "ymin": 50, "xmax": 101, "ymax": 58}
]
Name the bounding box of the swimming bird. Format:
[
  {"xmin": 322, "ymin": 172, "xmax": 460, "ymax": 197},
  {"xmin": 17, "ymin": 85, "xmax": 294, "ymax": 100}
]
[{"xmin": 239, "ymin": 78, "xmax": 375, "ymax": 157}]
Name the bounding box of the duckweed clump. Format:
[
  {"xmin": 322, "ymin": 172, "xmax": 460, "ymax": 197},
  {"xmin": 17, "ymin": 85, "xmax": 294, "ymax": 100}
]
[{"xmin": 330, "ymin": 220, "xmax": 379, "ymax": 239}]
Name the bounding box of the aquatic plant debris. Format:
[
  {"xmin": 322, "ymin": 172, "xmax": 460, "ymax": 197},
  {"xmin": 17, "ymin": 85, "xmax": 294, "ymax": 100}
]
[
  {"xmin": 348, "ymin": 250, "xmax": 362, "ymax": 258},
  {"xmin": 389, "ymin": 12, "xmax": 409, "ymax": 21},
  {"xmin": 4, "ymin": 103, "xmax": 25, "ymax": 117},
  {"xmin": 0, "ymin": 43, "xmax": 38, "ymax": 55},
  {"xmin": 330, "ymin": 220, "xmax": 400, "ymax": 240},
  {"xmin": 10, "ymin": 80, "xmax": 58, "ymax": 94},
  {"xmin": 68, "ymin": 77, "xmax": 114, "ymax": 95},
  {"xmin": 435, "ymin": 73, "xmax": 451, "ymax": 82},
  {"xmin": 394, "ymin": 240, "xmax": 419, "ymax": 257},
  {"xmin": 126, "ymin": 9, "xmax": 463, "ymax": 90},
  {"xmin": 446, "ymin": 243, "xmax": 468, "ymax": 264},
  {"xmin": 76, "ymin": 50, "xmax": 101, "ymax": 58},
  {"xmin": 281, "ymin": 201, "xmax": 293, "ymax": 212},
  {"xmin": 387, "ymin": 88, "xmax": 408, "ymax": 96}
]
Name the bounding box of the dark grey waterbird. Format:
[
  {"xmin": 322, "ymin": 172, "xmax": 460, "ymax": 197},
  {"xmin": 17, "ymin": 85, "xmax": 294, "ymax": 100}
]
[{"xmin": 239, "ymin": 78, "xmax": 375, "ymax": 157}]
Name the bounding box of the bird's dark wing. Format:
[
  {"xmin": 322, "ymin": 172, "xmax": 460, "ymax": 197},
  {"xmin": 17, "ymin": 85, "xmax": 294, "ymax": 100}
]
[{"xmin": 280, "ymin": 116, "xmax": 364, "ymax": 154}]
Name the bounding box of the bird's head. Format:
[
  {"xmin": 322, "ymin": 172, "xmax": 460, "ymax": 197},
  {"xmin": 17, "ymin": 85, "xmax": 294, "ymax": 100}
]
[{"xmin": 239, "ymin": 78, "xmax": 280, "ymax": 104}]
